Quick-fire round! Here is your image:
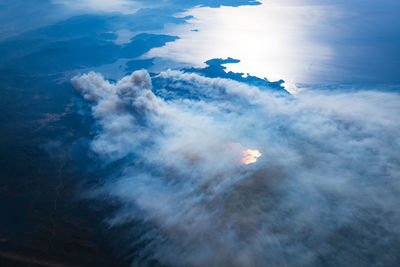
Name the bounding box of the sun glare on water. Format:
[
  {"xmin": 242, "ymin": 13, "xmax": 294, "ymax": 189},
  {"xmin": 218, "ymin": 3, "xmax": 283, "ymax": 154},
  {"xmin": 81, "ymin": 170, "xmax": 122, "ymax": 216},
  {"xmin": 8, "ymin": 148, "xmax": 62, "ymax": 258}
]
[{"xmin": 241, "ymin": 149, "xmax": 262, "ymax": 165}]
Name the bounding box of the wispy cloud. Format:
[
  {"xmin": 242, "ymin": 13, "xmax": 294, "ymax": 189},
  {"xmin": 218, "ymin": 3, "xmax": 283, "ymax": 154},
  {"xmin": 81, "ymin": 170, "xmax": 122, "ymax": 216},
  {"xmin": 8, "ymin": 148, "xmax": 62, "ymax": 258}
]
[{"xmin": 53, "ymin": 0, "xmax": 145, "ymax": 14}]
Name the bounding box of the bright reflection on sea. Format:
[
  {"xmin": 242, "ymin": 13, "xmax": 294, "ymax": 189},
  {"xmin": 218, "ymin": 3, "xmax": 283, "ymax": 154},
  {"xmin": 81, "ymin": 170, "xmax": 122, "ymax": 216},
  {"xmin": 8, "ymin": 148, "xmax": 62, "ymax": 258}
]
[{"xmin": 145, "ymin": 0, "xmax": 335, "ymax": 92}]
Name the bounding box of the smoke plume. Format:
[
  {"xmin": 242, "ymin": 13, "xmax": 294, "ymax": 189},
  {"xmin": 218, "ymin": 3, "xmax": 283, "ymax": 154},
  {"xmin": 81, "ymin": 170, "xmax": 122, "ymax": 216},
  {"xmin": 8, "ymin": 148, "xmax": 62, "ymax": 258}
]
[{"xmin": 72, "ymin": 70, "xmax": 400, "ymax": 266}]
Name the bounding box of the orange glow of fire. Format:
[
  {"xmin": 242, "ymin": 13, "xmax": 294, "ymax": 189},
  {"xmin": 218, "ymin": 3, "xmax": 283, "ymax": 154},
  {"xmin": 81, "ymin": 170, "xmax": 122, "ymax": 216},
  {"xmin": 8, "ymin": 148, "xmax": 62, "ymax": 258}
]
[{"xmin": 241, "ymin": 149, "xmax": 262, "ymax": 165}]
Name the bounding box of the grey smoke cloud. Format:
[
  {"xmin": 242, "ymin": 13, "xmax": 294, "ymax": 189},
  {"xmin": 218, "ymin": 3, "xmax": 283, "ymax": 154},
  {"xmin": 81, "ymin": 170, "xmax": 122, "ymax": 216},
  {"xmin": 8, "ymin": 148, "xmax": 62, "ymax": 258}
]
[{"xmin": 72, "ymin": 70, "xmax": 400, "ymax": 266}]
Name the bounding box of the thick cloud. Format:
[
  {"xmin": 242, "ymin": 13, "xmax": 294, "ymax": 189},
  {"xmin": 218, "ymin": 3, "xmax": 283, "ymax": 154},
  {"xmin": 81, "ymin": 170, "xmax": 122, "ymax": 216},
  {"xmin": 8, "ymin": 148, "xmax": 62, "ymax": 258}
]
[{"xmin": 73, "ymin": 70, "xmax": 400, "ymax": 266}]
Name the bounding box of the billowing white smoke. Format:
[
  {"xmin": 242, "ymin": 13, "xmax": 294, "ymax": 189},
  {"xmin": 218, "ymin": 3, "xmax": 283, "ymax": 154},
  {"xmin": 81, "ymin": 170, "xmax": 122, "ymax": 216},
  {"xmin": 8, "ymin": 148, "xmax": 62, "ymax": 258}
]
[{"xmin": 72, "ymin": 70, "xmax": 400, "ymax": 266}]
